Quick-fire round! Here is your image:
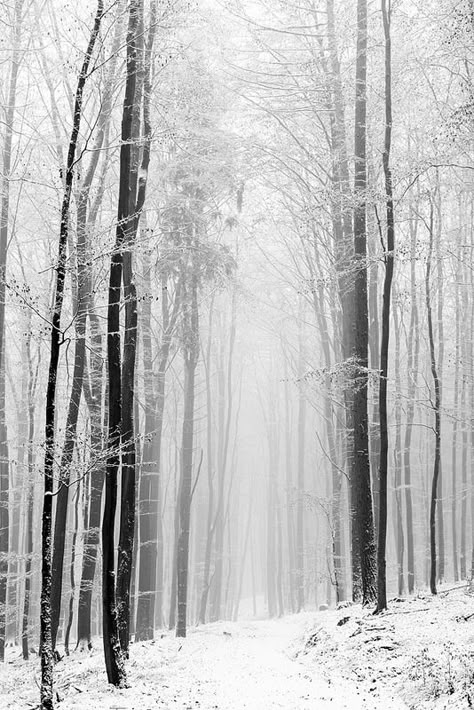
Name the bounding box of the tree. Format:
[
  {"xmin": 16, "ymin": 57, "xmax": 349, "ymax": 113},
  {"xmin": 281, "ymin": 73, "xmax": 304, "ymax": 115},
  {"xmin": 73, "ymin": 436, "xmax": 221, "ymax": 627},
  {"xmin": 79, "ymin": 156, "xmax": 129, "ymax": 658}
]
[
  {"xmin": 40, "ymin": 3, "xmax": 104, "ymax": 706},
  {"xmin": 426, "ymin": 196, "xmax": 442, "ymax": 596},
  {"xmin": 75, "ymin": 0, "xmax": 126, "ymax": 650},
  {"xmin": 376, "ymin": 0, "xmax": 395, "ymax": 614},
  {"xmin": 102, "ymin": 0, "xmax": 143, "ymax": 685},
  {"xmin": 352, "ymin": 0, "xmax": 377, "ymax": 606},
  {"xmin": 136, "ymin": 243, "xmax": 181, "ymax": 639},
  {"xmin": 0, "ymin": 0, "xmax": 24, "ymax": 661},
  {"xmin": 176, "ymin": 266, "xmax": 199, "ymax": 638}
]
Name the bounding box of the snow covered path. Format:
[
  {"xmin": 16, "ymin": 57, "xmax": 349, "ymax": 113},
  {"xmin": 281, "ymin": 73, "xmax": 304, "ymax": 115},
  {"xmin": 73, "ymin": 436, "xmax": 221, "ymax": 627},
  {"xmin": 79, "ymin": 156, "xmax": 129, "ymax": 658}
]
[
  {"xmin": 145, "ymin": 614, "xmax": 381, "ymax": 709},
  {"xmin": 7, "ymin": 590, "xmax": 474, "ymax": 708},
  {"xmin": 1, "ymin": 612, "xmax": 407, "ymax": 709}
]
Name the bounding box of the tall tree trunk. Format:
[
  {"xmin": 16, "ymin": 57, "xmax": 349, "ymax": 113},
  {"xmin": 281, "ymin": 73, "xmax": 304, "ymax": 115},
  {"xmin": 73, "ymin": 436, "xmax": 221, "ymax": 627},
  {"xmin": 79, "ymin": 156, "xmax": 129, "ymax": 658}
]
[
  {"xmin": 303, "ymin": 229, "xmax": 346, "ymax": 603},
  {"xmin": 376, "ymin": 0, "xmax": 395, "ymax": 614},
  {"xmin": 75, "ymin": 0, "xmax": 124, "ymax": 650},
  {"xmin": 266, "ymin": 463, "xmax": 277, "ymax": 618},
  {"xmin": 210, "ymin": 299, "xmax": 236, "ymax": 622},
  {"xmin": 116, "ymin": 241, "xmax": 139, "ymax": 657},
  {"xmin": 50, "ymin": 262, "xmax": 87, "ymax": 650},
  {"xmin": 435, "ymin": 185, "xmax": 445, "ymax": 584},
  {"xmin": 64, "ymin": 478, "xmax": 81, "ymax": 656},
  {"xmin": 176, "ymin": 276, "xmax": 199, "ymax": 638},
  {"xmin": 21, "ymin": 315, "xmax": 38, "ymax": 661},
  {"xmin": 326, "ymin": 0, "xmax": 358, "ymax": 600},
  {"xmin": 296, "ymin": 314, "xmax": 306, "ymax": 613},
  {"xmin": 353, "ymin": 0, "xmax": 376, "ymax": 606},
  {"xmin": 199, "ymin": 299, "xmax": 216, "ymax": 624},
  {"xmin": 136, "ymin": 262, "xmax": 175, "ymax": 637},
  {"xmin": 135, "ymin": 257, "xmax": 157, "ymax": 641},
  {"xmin": 232, "ymin": 500, "xmax": 252, "ymax": 621},
  {"xmin": 0, "ymin": 0, "xmax": 23, "ymax": 660},
  {"xmin": 40, "ymin": 5, "xmax": 104, "ymax": 706},
  {"xmin": 368, "ymin": 224, "xmax": 380, "ymax": 548},
  {"xmin": 283, "ymin": 360, "xmax": 296, "ymax": 611},
  {"xmin": 460, "ymin": 213, "xmax": 469, "ymax": 579},
  {"xmin": 117, "ymin": 0, "xmax": 157, "ymax": 653},
  {"xmin": 102, "ymin": 0, "xmax": 142, "ymax": 685},
  {"xmin": 76, "ymin": 310, "xmax": 104, "ymax": 649},
  {"xmin": 404, "ymin": 199, "xmax": 419, "ymax": 594},
  {"xmin": 452, "ymin": 219, "xmax": 462, "ymax": 582},
  {"xmin": 393, "ymin": 298, "xmax": 404, "ymax": 596},
  {"xmin": 426, "ymin": 199, "xmax": 441, "ymax": 596},
  {"xmin": 51, "ymin": 0, "xmax": 127, "ymax": 646},
  {"xmin": 168, "ymin": 464, "xmax": 179, "ymax": 630}
]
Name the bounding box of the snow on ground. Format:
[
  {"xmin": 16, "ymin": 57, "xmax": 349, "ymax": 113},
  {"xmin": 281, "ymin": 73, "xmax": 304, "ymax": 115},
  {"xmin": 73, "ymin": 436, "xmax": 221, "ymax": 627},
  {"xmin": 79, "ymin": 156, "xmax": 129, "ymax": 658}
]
[
  {"xmin": 2, "ymin": 586, "xmax": 474, "ymax": 709},
  {"xmin": 299, "ymin": 584, "xmax": 474, "ymax": 710}
]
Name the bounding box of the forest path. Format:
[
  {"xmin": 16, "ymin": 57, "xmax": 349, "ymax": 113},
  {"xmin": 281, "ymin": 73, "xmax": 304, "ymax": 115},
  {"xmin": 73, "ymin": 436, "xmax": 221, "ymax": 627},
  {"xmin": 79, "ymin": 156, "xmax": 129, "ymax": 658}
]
[
  {"xmin": 150, "ymin": 613, "xmax": 375, "ymax": 709},
  {"xmin": 1, "ymin": 611, "xmax": 407, "ymax": 709},
  {"xmin": 123, "ymin": 612, "xmax": 405, "ymax": 710}
]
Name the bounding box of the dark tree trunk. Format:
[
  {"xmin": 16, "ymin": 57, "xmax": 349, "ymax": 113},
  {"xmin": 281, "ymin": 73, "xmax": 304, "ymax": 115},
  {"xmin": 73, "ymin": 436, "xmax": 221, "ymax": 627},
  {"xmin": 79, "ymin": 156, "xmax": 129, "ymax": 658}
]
[
  {"xmin": 435, "ymin": 187, "xmax": 445, "ymax": 584},
  {"xmin": 116, "ymin": 247, "xmax": 138, "ymax": 656},
  {"xmin": 64, "ymin": 479, "xmax": 81, "ymax": 656},
  {"xmin": 353, "ymin": 0, "xmax": 376, "ymax": 607},
  {"xmin": 50, "ymin": 281, "xmax": 87, "ymax": 649},
  {"xmin": 460, "ymin": 238, "xmax": 469, "ymax": 579},
  {"xmin": 376, "ymin": 0, "xmax": 395, "ymax": 614},
  {"xmin": 116, "ymin": 44, "xmax": 142, "ymax": 665},
  {"xmin": 102, "ymin": 0, "xmax": 142, "ymax": 685},
  {"xmin": 116, "ymin": 0, "xmax": 154, "ymax": 654},
  {"xmin": 426, "ymin": 200, "xmax": 441, "ymax": 596},
  {"xmin": 40, "ymin": 4, "xmax": 104, "ymax": 705},
  {"xmin": 460, "ymin": 195, "xmax": 469, "ymax": 581},
  {"xmin": 368, "ymin": 226, "xmax": 380, "ymax": 549},
  {"xmin": 75, "ymin": 0, "xmax": 124, "ymax": 650},
  {"xmin": 49, "ymin": 0, "xmax": 123, "ymax": 638}
]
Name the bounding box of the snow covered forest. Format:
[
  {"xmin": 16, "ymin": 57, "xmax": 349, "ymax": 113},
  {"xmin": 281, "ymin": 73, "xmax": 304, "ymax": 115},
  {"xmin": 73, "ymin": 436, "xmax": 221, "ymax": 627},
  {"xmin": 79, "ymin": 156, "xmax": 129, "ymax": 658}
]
[{"xmin": 1, "ymin": 0, "xmax": 474, "ymax": 708}]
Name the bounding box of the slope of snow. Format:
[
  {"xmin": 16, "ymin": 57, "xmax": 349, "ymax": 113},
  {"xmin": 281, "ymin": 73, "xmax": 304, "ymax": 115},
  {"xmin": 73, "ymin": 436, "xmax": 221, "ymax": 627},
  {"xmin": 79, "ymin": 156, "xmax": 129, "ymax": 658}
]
[
  {"xmin": 2, "ymin": 587, "xmax": 473, "ymax": 709},
  {"xmin": 299, "ymin": 585, "xmax": 474, "ymax": 710}
]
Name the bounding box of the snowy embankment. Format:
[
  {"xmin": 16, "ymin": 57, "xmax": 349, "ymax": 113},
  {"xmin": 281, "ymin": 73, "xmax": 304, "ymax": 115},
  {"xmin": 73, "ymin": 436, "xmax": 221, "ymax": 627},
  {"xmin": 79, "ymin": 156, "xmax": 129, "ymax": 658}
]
[{"xmin": 2, "ymin": 587, "xmax": 474, "ymax": 709}]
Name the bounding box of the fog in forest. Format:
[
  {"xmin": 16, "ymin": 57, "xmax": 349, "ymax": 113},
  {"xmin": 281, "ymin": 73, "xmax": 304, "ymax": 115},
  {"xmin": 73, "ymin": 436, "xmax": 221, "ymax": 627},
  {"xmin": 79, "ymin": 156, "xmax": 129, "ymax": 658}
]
[{"xmin": 0, "ymin": 1, "xmax": 473, "ymax": 708}]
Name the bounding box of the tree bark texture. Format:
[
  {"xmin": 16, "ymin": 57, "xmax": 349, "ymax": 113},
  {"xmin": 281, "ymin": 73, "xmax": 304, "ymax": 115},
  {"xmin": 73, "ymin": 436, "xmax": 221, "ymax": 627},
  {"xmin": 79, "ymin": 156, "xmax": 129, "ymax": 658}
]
[
  {"xmin": 426, "ymin": 200, "xmax": 441, "ymax": 596},
  {"xmin": 353, "ymin": 0, "xmax": 376, "ymax": 606},
  {"xmin": 376, "ymin": 0, "xmax": 395, "ymax": 614},
  {"xmin": 102, "ymin": 0, "xmax": 143, "ymax": 685},
  {"xmin": 40, "ymin": 3, "xmax": 104, "ymax": 705}
]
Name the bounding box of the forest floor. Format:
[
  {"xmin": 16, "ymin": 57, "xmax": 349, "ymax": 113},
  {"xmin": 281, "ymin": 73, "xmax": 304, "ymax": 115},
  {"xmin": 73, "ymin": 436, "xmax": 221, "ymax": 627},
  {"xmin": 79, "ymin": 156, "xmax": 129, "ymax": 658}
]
[{"xmin": 2, "ymin": 585, "xmax": 474, "ymax": 709}]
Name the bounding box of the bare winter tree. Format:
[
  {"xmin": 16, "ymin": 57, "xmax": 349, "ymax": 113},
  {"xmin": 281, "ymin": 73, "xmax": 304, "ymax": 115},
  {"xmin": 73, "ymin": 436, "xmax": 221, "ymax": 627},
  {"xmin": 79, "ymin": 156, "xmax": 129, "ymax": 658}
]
[
  {"xmin": 352, "ymin": 0, "xmax": 377, "ymax": 606},
  {"xmin": 39, "ymin": 3, "xmax": 104, "ymax": 706}
]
